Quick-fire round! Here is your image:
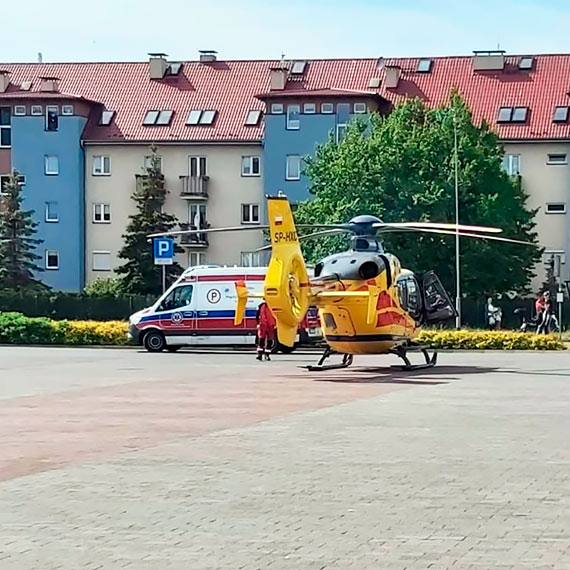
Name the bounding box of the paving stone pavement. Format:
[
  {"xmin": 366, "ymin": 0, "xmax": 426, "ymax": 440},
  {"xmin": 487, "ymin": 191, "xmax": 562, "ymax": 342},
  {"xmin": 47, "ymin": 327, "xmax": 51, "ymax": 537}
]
[{"xmin": 0, "ymin": 347, "xmax": 569, "ymax": 569}]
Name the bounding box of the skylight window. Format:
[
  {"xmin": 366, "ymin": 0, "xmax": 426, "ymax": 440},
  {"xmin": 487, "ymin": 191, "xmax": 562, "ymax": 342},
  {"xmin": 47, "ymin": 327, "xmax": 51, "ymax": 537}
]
[
  {"xmin": 245, "ymin": 109, "xmax": 262, "ymax": 126},
  {"xmin": 186, "ymin": 110, "xmax": 202, "ymax": 125},
  {"xmin": 156, "ymin": 110, "xmax": 173, "ymax": 125},
  {"xmin": 519, "ymin": 57, "xmax": 534, "ymax": 70},
  {"xmin": 199, "ymin": 110, "xmax": 217, "ymax": 125},
  {"xmin": 143, "ymin": 110, "xmax": 160, "ymax": 125},
  {"xmin": 167, "ymin": 62, "xmax": 183, "ymax": 75},
  {"xmin": 291, "ymin": 61, "xmax": 307, "ymax": 75},
  {"xmin": 417, "ymin": 59, "xmax": 432, "ymax": 73},
  {"xmin": 368, "ymin": 77, "xmax": 381, "ymax": 88},
  {"xmin": 99, "ymin": 110, "xmax": 115, "ymax": 126},
  {"xmin": 497, "ymin": 107, "xmax": 513, "ymax": 123},
  {"xmin": 512, "ymin": 107, "xmax": 528, "ymax": 122},
  {"xmin": 553, "ymin": 106, "xmax": 569, "ymax": 123},
  {"xmin": 20, "ymin": 80, "xmax": 32, "ymax": 91}
]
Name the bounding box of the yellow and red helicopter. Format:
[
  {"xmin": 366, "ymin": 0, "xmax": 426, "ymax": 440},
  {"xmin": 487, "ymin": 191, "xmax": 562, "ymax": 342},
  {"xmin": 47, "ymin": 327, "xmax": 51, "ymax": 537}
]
[{"xmin": 150, "ymin": 195, "xmax": 532, "ymax": 371}]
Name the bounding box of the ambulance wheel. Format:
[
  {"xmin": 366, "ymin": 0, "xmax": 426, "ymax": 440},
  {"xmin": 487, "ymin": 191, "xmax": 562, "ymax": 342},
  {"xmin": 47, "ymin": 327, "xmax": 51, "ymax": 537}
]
[
  {"xmin": 166, "ymin": 346, "xmax": 182, "ymax": 353},
  {"xmin": 143, "ymin": 330, "xmax": 166, "ymax": 352}
]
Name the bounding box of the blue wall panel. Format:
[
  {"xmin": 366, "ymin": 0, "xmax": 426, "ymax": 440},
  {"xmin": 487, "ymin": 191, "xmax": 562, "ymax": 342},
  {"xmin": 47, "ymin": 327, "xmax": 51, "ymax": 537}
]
[{"xmin": 11, "ymin": 116, "xmax": 86, "ymax": 291}]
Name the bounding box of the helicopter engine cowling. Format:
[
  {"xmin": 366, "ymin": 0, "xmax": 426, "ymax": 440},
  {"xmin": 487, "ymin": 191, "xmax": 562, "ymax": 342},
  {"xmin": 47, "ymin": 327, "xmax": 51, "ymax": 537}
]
[{"xmin": 313, "ymin": 251, "xmax": 390, "ymax": 285}]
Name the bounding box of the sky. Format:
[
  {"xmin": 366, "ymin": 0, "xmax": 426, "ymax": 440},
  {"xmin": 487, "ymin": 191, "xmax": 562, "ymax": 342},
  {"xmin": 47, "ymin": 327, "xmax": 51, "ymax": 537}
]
[{"xmin": 3, "ymin": 0, "xmax": 570, "ymax": 63}]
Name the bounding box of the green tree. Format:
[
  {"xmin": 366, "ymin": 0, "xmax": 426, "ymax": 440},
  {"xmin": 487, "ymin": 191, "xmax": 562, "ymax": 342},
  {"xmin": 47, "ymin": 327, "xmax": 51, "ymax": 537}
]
[
  {"xmin": 83, "ymin": 277, "xmax": 123, "ymax": 297},
  {"xmin": 296, "ymin": 94, "xmax": 541, "ymax": 297},
  {"xmin": 116, "ymin": 148, "xmax": 182, "ymax": 295},
  {"xmin": 0, "ymin": 171, "xmax": 46, "ymax": 291}
]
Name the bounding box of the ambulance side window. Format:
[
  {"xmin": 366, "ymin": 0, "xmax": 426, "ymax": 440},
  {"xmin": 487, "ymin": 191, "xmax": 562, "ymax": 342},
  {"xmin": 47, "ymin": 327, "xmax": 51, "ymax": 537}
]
[{"xmin": 158, "ymin": 285, "xmax": 193, "ymax": 311}]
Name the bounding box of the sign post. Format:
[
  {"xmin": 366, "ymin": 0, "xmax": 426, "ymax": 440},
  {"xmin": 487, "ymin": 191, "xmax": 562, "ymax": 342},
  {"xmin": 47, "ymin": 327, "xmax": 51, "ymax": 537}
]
[{"xmin": 153, "ymin": 238, "xmax": 174, "ymax": 293}]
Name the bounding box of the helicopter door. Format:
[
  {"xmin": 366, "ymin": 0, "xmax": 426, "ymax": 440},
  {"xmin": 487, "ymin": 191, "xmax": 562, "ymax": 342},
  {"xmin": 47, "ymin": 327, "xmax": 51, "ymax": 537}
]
[{"xmin": 422, "ymin": 271, "xmax": 457, "ymax": 323}]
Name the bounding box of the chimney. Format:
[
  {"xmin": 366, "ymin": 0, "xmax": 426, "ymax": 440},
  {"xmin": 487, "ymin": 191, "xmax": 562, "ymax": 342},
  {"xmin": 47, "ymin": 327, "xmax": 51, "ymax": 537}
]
[
  {"xmin": 148, "ymin": 53, "xmax": 168, "ymax": 79},
  {"xmin": 0, "ymin": 71, "xmax": 10, "ymax": 93},
  {"xmin": 473, "ymin": 50, "xmax": 505, "ymax": 71},
  {"xmin": 199, "ymin": 50, "xmax": 218, "ymax": 63},
  {"xmin": 384, "ymin": 66, "xmax": 401, "ymax": 89},
  {"xmin": 40, "ymin": 76, "xmax": 59, "ymax": 92},
  {"xmin": 270, "ymin": 67, "xmax": 288, "ymax": 91}
]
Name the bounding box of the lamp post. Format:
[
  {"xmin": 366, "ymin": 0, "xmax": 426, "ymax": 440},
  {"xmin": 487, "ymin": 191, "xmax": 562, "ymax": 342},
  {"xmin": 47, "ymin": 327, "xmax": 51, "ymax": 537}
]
[{"xmin": 454, "ymin": 113, "xmax": 461, "ymax": 330}]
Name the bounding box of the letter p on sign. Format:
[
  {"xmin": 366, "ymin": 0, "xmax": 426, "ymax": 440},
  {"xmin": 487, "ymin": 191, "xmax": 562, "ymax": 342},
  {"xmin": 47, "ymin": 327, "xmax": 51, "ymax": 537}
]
[{"xmin": 154, "ymin": 237, "xmax": 174, "ymax": 265}]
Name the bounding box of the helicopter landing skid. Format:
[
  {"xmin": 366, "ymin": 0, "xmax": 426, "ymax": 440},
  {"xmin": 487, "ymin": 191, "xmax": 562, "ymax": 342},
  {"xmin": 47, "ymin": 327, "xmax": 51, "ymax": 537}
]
[
  {"xmin": 307, "ymin": 347, "xmax": 354, "ymax": 371},
  {"xmin": 390, "ymin": 343, "xmax": 438, "ymax": 371}
]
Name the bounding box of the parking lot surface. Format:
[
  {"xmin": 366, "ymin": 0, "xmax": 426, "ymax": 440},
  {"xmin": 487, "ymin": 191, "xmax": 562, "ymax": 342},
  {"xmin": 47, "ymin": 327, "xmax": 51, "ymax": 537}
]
[{"xmin": 0, "ymin": 347, "xmax": 569, "ymax": 569}]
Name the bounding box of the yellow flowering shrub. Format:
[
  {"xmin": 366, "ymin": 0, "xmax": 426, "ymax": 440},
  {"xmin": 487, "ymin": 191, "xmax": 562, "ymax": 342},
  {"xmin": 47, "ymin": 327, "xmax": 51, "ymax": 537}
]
[
  {"xmin": 56, "ymin": 320, "xmax": 129, "ymax": 345},
  {"xmin": 417, "ymin": 329, "xmax": 564, "ymax": 351}
]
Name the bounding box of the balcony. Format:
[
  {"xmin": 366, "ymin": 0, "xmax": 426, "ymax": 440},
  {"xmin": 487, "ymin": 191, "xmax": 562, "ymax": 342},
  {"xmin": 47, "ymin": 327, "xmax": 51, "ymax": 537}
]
[
  {"xmin": 180, "ymin": 175, "xmax": 209, "ymax": 199},
  {"xmin": 179, "ymin": 222, "xmax": 208, "ymax": 247}
]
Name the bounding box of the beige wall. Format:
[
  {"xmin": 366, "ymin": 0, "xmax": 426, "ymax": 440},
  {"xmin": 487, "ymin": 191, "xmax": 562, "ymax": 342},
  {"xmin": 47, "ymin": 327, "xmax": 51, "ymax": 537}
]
[
  {"xmin": 84, "ymin": 144, "xmax": 264, "ymax": 283},
  {"xmin": 503, "ymin": 142, "xmax": 570, "ymax": 289}
]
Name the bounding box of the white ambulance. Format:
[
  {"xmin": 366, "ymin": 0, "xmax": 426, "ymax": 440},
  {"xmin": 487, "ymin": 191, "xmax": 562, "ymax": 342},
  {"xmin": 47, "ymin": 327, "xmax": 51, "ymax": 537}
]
[{"xmin": 128, "ymin": 265, "xmax": 320, "ymax": 352}]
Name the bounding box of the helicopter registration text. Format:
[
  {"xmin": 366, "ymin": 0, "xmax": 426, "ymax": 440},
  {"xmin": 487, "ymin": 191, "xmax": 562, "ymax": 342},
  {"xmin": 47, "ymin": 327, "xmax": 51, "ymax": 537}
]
[{"xmin": 273, "ymin": 231, "xmax": 298, "ymax": 243}]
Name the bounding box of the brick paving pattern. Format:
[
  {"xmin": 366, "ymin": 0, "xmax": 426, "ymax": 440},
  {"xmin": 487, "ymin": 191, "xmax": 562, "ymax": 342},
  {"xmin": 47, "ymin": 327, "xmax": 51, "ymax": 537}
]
[{"xmin": 0, "ymin": 347, "xmax": 569, "ymax": 569}]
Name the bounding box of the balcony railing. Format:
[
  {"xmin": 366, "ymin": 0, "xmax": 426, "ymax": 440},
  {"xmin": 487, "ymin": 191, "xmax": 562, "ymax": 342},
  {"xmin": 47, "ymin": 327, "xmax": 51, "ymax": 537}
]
[
  {"xmin": 180, "ymin": 175, "xmax": 209, "ymax": 198},
  {"xmin": 179, "ymin": 223, "xmax": 208, "ymax": 247}
]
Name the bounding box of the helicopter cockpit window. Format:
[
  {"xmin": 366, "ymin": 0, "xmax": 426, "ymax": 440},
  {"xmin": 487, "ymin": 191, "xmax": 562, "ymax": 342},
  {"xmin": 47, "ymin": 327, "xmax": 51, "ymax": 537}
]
[
  {"xmin": 158, "ymin": 285, "xmax": 193, "ymax": 312},
  {"xmin": 396, "ymin": 275, "xmax": 422, "ymax": 320}
]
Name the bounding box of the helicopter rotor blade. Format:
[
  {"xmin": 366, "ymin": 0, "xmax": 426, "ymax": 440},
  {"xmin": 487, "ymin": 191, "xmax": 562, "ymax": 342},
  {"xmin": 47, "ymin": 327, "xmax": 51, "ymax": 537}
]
[
  {"xmin": 374, "ymin": 222, "xmax": 502, "ymax": 234},
  {"xmin": 147, "ymin": 225, "xmax": 271, "ymax": 238},
  {"xmin": 381, "ymin": 226, "xmax": 537, "ymax": 246},
  {"xmin": 254, "ymin": 228, "xmax": 349, "ymax": 252}
]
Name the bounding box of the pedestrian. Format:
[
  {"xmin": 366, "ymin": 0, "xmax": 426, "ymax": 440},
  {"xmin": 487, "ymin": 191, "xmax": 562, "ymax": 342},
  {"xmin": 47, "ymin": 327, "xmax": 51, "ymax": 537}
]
[
  {"xmin": 536, "ymin": 291, "xmax": 551, "ymax": 334},
  {"xmin": 256, "ymin": 301, "xmax": 276, "ymax": 361},
  {"xmin": 485, "ymin": 297, "xmax": 502, "ymax": 330}
]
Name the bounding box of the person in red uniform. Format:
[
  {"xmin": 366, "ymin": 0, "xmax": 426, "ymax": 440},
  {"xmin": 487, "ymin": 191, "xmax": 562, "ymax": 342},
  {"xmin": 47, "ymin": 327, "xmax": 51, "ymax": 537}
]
[
  {"xmin": 535, "ymin": 291, "xmax": 551, "ymax": 334},
  {"xmin": 256, "ymin": 302, "xmax": 276, "ymax": 361}
]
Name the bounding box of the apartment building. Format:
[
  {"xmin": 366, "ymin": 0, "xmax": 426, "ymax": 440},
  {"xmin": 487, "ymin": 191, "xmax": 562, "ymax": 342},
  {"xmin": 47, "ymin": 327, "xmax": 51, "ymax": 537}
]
[
  {"xmin": 258, "ymin": 53, "xmax": 570, "ymax": 285},
  {"xmin": 1, "ymin": 51, "xmax": 569, "ymax": 290}
]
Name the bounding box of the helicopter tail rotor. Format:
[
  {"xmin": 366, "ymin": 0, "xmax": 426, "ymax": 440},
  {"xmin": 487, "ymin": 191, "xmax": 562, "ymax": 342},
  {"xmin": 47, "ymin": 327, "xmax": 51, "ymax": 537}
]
[{"xmin": 265, "ymin": 196, "xmax": 311, "ymax": 347}]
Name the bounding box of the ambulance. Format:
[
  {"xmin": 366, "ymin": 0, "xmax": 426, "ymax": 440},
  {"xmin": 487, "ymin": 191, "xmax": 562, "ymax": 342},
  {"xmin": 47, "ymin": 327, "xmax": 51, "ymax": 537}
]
[{"xmin": 128, "ymin": 265, "xmax": 321, "ymax": 352}]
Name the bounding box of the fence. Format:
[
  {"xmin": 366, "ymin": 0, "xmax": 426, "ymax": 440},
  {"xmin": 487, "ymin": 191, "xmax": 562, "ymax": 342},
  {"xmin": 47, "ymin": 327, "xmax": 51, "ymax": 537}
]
[{"xmin": 0, "ymin": 292, "xmax": 154, "ymax": 321}]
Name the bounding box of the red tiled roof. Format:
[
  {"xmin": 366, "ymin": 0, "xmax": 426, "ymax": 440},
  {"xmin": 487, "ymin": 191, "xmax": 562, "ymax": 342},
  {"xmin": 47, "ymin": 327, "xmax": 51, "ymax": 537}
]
[{"xmin": 0, "ymin": 55, "xmax": 569, "ymax": 142}]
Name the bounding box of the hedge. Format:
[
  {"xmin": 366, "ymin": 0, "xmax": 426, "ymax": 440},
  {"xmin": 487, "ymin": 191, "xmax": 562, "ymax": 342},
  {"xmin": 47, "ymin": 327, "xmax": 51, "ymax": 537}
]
[
  {"xmin": 417, "ymin": 329, "xmax": 564, "ymax": 351},
  {"xmin": 0, "ymin": 312, "xmax": 128, "ymax": 346}
]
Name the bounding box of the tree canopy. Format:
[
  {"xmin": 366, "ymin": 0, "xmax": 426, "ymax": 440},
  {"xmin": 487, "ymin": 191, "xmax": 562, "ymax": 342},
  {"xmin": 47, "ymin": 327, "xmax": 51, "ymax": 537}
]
[
  {"xmin": 0, "ymin": 171, "xmax": 46, "ymax": 291},
  {"xmin": 116, "ymin": 148, "xmax": 182, "ymax": 295},
  {"xmin": 295, "ymin": 94, "xmax": 541, "ymax": 297}
]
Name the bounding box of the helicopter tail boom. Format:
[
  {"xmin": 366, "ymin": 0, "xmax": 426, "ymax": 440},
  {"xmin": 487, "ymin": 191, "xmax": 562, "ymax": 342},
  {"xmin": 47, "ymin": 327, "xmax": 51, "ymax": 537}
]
[{"xmin": 265, "ymin": 196, "xmax": 311, "ymax": 347}]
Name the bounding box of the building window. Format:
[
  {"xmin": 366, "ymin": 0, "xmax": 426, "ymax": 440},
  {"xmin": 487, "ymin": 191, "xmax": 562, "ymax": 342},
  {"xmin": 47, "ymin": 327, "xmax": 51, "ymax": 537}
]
[
  {"xmin": 417, "ymin": 59, "xmax": 433, "ymax": 73},
  {"xmin": 31, "ymin": 105, "xmax": 43, "ymax": 116},
  {"xmin": 546, "ymin": 203, "xmax": 567, "ymax": 214},
  {"xmin": 189, "ymin": 156, "xmax": 207, "ymax": 176},
  {"xmin": 241, "ymin": 251, "xmax": 267, "ymax": 267},
  {"xmin": 353, "ymin": 102, "xmax": 367, "ymax": 114},
  {"xmin": 321, "ymin": 103, "xmax": 334, "ymax": 114},
  {"xmin": 241, "ymin": 156, "xmax": 260, "ymax": 176},
  {"xmin": 245, "ymin": 109, "xmax": 262, "ymax": 126},
  {"xmin": 144, "ymin": 155, "xmax": 163, "ymax": 171},
  {"xmin": 93, "ymin": 155, "xmax": 111, "ymax": 175},
  {"xmin": 93, "ymin": 203, "xmax": 111, "ymax": 223},
  {"xmin": 143, "ymin": 110, "xmax": 173, "ymax": 126},
  {"xmin": 241, "ymin": 203, "xmax": 260, "ymax": 224},
  {"xmin": 46, "ymin": 106, "xmax": 58, "ymax": 131},
  {"xmin": 286, "ymin": 104, "xmax": 300, "ymax": 130},
  {"xmin": 0, "ymin": 106, "xmax": 11, "ymax": 148},
  {"xmin": 93, "ymin": 251, "xmax": 112, "ymax": 271},
  {"xmin": 286, "ymin": 155, "xmax": 301, "ymax": 180},
  {"xmin": 553, "ymin": 106, "xmax": 569, "ymax": 123},
  {"xmin": 547, "ymin": 153, "xmax": 568, "ymax": 165},
  {"xmin": 45, "ymin": 202, "xmax": 59, "ymax": 223},
  {"xmin": 99, "ymin": 110, "xmax": 115, "ymax": 126},
  {"xmin": 512, "ymin": 107, "xmax": 528, "ymax": 122},
  {"xmin": 189, "ymin": 252, "xmax": 206, "ymax": 267},
  {"xmin": 61, "ymin": 105, "xmax": 74, "ymax": 116},
  {"xmin": 303, "ymin": 103, "xmax": 316, "ymax": 114},
  {"xmin": 270, "ymin": 103, "xmax": 284, "ymax": 114},
  {"xmin": 14, "ymin": 105, "xmax": 26, "ymax": 116},
  {"xmin": 497, "ymin": 107, "xmax": 513, "ymax": 123},
  {"xmin": 336, "ymin": 124, "xmax": 348, "ymax": 143},
  {"xmin": 45, "ymin": 250, "xmax": 59, "ymax": 270},
  {"xmin": 44, "ymin": 155, "xmax": 59, "ymax": 175},
  {"xmin": 503, "ymin": 154, "xmax": 521, "ymax": 176}
]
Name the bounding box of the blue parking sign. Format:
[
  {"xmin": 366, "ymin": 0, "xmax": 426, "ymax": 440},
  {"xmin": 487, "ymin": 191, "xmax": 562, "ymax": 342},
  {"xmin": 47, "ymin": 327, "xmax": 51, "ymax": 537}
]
[{"xmin": 154, "ymin": 237, "xmax": 174, "ymax": 265}]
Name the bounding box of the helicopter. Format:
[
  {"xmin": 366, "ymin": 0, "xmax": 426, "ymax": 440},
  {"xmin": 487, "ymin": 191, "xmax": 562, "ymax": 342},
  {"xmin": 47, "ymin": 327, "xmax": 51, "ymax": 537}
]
[{"xmin": 149, "ymin": 195, "xmax": 534, "ymax": 371}]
